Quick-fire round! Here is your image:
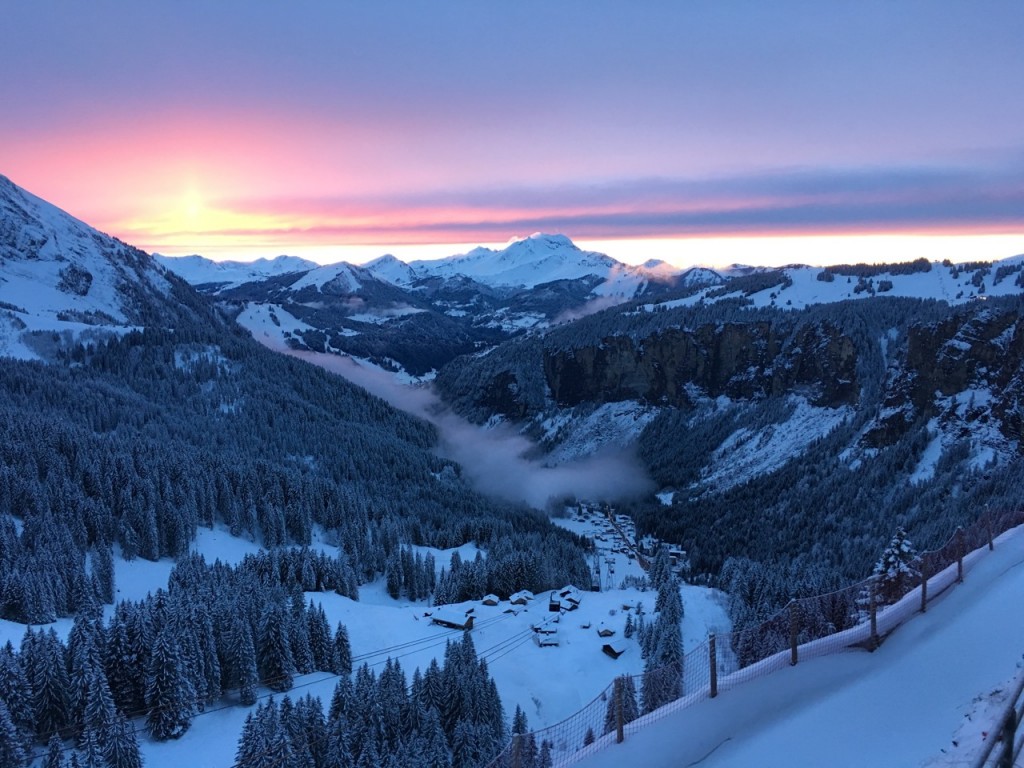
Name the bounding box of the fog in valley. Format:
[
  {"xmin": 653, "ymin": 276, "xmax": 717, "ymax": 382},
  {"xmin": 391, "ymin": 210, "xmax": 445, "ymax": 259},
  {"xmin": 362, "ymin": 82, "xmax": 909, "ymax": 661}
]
[{"xmin": 283, "ymin": 347, "xmax": 654, "ymax": 509}]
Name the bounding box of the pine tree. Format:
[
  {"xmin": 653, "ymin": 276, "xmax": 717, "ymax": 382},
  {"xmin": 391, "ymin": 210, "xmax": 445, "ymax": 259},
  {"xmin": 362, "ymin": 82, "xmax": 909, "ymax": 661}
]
[
  {"xmin": 28, "ymin": 629, "xmax": 73, "ymax": 742},
  {"xmin": 419, "ymin": 706, "xmax": 451, "ymax": 768},
  {"xmin": 0, "ymin": 699, "xmax": 28, "ymax": 768},
  {"xmin": 257, "ymin": 602, "xmax": 295, "ymax": 693},
  {"xmin": 603, "ymin": 675, "xmax": 639, "ymax": 734},
  {"xmin": 538, "ymin": 739, "xmax": 553, "ymax": 768},
  {"xmin": 511, "ymin": 704, "xmax": 528, "ymax": 735},
  {"xmin": 308, "ymin": 603, "xmax": 333, "ymax": 672},
  {"xmin": 145, "ymin": 624, "xmax": 196, "ymax": 740},
  {"xmin": 104, "ymin": 714, "xmax": 142, "ymax": 768},
  {"xmin": 44, "ymin": 733, "xmax": 66, "ymax": 768},
  {"xmin": 873, "ymin": 526, "xmax": 919, "ymax": 604},
  {"xmin": 332, "ymin": 623, "xmax": 352, "ymax": 676},
  {"xmin": 0, "ymin": 645, "xmax": 32, "ymax": 745}
]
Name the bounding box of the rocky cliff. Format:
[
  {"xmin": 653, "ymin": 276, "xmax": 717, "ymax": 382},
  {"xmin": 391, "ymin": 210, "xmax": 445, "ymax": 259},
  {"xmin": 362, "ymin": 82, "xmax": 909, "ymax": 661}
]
[{"xmin": 541, "ymin": 321, "xmax": 858, "ymax": 409}]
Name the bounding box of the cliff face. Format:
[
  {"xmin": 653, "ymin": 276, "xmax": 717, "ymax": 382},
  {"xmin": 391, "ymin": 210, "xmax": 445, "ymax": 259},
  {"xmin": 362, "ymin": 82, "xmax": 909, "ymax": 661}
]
[
  {"xmin": 542, "ymin": 321, "xmax": 858, "ymax": 409},
  {"xmin": 866, "ymin": 308, "xmax": 1024, "ymax": 447}
]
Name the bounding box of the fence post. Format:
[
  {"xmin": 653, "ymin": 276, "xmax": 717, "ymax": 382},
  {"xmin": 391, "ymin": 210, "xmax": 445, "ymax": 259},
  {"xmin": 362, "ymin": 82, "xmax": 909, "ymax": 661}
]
[
  {"xmin": 789, "ymin": 601, "xmax": 799, "ymax": 666},
  {"xmin": 986, "ymin": 513, "xmax": 995, "ymax": 552},
  {"xmin": 709, "ymin": 634, "xmax": 718, "ymax": 698},
  {"xmin": 998, "ymin": 703, "xmax": 1017, "ymax": 768},
  {"xmin": 869, "ymin": 579, "xmax": 878, "ymax": 650},
  {"xmin": 919, "ymin": 557, "xmax": 928, "ymax": 613},
  {"xmin": 957, "ymin": 526, "xmax": 965, "ymax": 584},
  {"xmin": 615, "ymin": 676, "xmax": 625, "ymax": 744},
  {"xmin": 511, "ymin": 733, "xmax": 522, "ymax": 768}
]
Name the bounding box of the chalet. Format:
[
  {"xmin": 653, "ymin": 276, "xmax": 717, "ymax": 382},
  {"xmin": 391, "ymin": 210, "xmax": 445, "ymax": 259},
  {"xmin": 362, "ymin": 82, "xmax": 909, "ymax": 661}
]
[
  {"xmin": 557, "ymin": 586, "xmax": 583, "ymax": 611},
  {"xmin": 534, "ymin": 631, "xmax": 560, "ymax": 648},
  {"xmin": 531, "ymin": 618, "xmax": 558, "ymax": 634},
  {"xmin": 602, "ymin": 641, "xmax": 627, "ymax": 659},
  {"xmin": 430, "ymin": 610, "xmax": 475, "ymax": 631},
  {"xmin": 548, "ymin": 592, "xmax": 562, "ymax": 612},
  {"xmin": 481, "ymin": 594, "xmax": 500, "ymax": 607},
  {"xmin": 596, "ymin": 623, "xmax": 615, "ymax": 638},
  {"xmin": 509, "ymin": 590, "xmax": 534, "ymax": 606}
]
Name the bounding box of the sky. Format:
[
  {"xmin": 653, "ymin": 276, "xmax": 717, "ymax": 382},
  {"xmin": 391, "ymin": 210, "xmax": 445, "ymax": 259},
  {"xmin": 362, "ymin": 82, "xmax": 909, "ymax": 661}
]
[{"xmin": 3, "ymin": 1, "xmax": 1023, "ymax": 268}]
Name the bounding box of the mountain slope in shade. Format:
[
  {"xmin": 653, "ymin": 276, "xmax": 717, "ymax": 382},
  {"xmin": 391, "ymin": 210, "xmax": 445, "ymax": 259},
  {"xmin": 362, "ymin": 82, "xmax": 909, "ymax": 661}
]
[
  {"xmin": 153, "ymin": 253, "xmax": 317, "ymax": 290},
  {"xmin": 0, "ymin": 175, "xmax": 203, "ymax": 360}
]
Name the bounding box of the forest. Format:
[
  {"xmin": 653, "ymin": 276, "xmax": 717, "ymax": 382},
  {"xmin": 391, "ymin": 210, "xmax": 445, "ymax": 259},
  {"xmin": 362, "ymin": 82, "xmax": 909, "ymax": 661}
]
[{"xmin": 0, "ymin": 295, "xmax": 595, "ymax": 766}]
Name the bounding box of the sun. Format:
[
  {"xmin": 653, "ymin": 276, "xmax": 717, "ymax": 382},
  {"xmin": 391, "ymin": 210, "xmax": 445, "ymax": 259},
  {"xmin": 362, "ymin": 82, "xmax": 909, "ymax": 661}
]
[{"xmin": 182, "ymin": 187, "xmax": 204, "ymax": 224}]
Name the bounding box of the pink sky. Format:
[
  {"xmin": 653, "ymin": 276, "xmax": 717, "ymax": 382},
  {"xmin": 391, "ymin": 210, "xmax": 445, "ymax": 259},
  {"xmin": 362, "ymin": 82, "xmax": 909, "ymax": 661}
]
[{"xmin": 3, "ymin": 2, "xmax": 1023, "ymax": 267}]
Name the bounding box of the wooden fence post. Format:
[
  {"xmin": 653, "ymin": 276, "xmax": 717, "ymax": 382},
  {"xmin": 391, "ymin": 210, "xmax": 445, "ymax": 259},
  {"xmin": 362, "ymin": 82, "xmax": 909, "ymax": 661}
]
[
  {"xmin": 997, "ymin": 702, "xmax": 1017, "ymax": 768},
  {"xmin": 919, "ymin": 557, "xmax": 928, "ymax": 613},
  {"xmin": 615, "ymin": 676, "xmax": 625, "ymax": 744},
  {"xmin": 709, "ymin": 634, "xmax": 718, "ymax": 698},
  {"xmin": 869, "ymin": 580, "xmax": 878, "ymax": 650},
  {"xmin": 511, "ymin": 733, "xmax": 522, "ymax": 768},
  {"xmin": 986, "ymin": 513, "xmax": 995, "ymax": 552},
  {"xmin": 789, "ymin": 601, "xmax": 799, "ymax": 666},
  {"xmin": 957, "ymin": 526, "xmax": 965, "ymax": 584}
]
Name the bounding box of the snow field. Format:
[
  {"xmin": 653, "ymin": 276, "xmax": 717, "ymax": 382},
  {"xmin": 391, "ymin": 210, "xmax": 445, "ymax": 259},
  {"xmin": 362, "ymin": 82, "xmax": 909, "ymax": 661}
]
[{"xmin": 0, "ymin": 518, "xmax": 726, "ymax": 767}]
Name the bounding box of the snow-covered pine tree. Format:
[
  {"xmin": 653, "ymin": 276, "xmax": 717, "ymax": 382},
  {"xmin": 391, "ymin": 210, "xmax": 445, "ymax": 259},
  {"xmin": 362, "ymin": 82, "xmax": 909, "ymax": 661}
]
[
  {"xmin": 257, "ymin": 602, "xmax": 295, "ymax": 693},
  {"xmin": 332, "ymin": 622, "xmax": 352, "ymax": 676},
  {"xmin": 145, "ymin": 624, "xmax": 196, "ymax": 740},
  {"xmin": 0, "ymin": 699, "xmax": 28, "ymax": 768},
  {"xmin": 873, "ymin": 526, "xmax": 919, "ymax": 604},
  {"xmin": 603, "ymin": 674, "xmax": 639, "ymax": 735}
]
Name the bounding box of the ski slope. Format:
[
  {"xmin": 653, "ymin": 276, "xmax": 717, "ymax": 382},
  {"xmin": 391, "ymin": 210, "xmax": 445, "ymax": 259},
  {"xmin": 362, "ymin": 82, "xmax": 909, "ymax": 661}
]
[{"xmin": 576, "ymin": 526, "xmax": 1024, "ymax": 768}]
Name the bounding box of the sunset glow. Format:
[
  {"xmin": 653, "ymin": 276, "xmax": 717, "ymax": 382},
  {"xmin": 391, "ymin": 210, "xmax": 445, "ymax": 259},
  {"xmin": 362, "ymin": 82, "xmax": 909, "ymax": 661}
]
[{"xmin": 3, "ymin": 2, "xmax": 1022, "ymax": 267}]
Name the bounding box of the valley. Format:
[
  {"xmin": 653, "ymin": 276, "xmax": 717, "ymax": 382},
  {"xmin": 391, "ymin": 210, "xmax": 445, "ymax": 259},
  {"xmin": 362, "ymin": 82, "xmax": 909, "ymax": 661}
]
[{"xmin": 1, "ymin": 175, "xmax": 1022, "ymax": 768}]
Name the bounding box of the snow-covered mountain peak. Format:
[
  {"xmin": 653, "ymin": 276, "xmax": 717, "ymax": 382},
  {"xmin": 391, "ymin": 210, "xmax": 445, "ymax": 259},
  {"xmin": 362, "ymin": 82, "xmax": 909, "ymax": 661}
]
[
  {"xmin": 153, "ymin": 253, "xmax": 318, "ymax": 290},
  {"xmin": 408, "ymin": 233, "xmax": 627, "ymax": 290},
  {"xmin": 289, "ymin": 261, "xmax": 365, "ymax": 293},
  {"xmin": 1, "ymin": 176, "xmax": 177, "ymax": 360},
  {"xmin": 362, "ymin": 253, "xmax": 420, "ymax": 286}
]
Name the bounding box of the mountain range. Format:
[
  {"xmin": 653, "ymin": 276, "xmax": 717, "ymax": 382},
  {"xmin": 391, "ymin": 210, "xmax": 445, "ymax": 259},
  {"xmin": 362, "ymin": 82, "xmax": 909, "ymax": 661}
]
[{"xmin": 3, "ymin": 173, "xmax": 1024, "ymax": 768}]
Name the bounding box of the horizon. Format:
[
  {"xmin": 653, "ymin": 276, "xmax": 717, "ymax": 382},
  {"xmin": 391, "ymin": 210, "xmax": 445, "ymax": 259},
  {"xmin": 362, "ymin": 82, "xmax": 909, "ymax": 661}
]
[
  {"xmin": 3, "ymin": 3, "xmax": 1023, "ymax": 269},
  {"xmin": 150, "ymin": 231, "xmax": 1024, "ymax": 272}
]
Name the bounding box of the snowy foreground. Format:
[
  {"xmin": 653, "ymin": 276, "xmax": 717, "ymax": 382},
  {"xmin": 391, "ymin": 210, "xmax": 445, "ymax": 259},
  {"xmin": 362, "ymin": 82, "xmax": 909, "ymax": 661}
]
[
  {"xmin": 0, "ymin": 522, "xmax": 729, "ymax": 768},
  {"xmin": 576, "ymin": 527, "xmax": 1024, "ymax": 768}
]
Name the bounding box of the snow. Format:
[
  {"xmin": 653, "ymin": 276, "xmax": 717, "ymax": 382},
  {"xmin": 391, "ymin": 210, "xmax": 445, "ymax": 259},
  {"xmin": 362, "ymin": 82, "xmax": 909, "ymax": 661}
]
[
  {"xmin": 402, "ymin": 233, "xmax": 673, "ymax": 295},
  {"xmin": 541, "ymin": 402, "xmax": 659, "ymax": 465},
  {"xmin": 362, "ymin": 253, "xmax": 420, "ymax": 285},
  {"xmin": 153, "ymin": 254, "xmax": 316, "ymax": 290},
  {"xmin": 638, "ymin": 258, "xmax": 1024, "ymax": 315},
  {"xmin": 910, "ymin": 420, "xmax": 944, "ymax": 484},
  {"xmin": 235, "ymin": 302, "xmax": 317, "ymax": 343},
  {"xmin": 0, "ymin": 508, "xmax": 726, "ymax": 765},
  {"xmin": 287, "ymin": 262, "xmax": 363, "ymax": 293},
  {"xmin": 0, "ymin": 175, "xmax": 175, "ymax": 360},
  {"xmin": 575, "ymin": 525, "xmax": 1024, "ymax": 768},
  {"xmin": 698, "ymin": 398, "xmax": 852, "ymax": 492}
]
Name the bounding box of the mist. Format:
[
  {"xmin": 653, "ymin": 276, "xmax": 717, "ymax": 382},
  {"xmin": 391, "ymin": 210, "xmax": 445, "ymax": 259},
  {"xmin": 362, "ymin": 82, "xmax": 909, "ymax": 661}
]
[{"xmin": 280, "ymin": 347, "xmax": 654, "ymax": 510}]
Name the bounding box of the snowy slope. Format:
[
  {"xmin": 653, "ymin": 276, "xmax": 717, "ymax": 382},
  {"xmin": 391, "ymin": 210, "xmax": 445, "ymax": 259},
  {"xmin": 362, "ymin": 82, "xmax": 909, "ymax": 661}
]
[
  {"xmin": 644, "ymin": 258, "xmax": 1024, "ymax": 313},
  {"xmin": 362, "ymin": 253, "xmax": 420, "ymax": 286},
  {"xmin": 576, "ymin": 526, "xmax": 1024, "ymax": 768},
  {"xmin": 0, "ymin": 175, "xmax": 177, "ymax": 360},
  {"xmin": 287, "ymin": 261, "xmax": 367, "ymax": 293},
  {"xmin": 153, "ymin": 253, "xmax": 316, "ymax": 290}
]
